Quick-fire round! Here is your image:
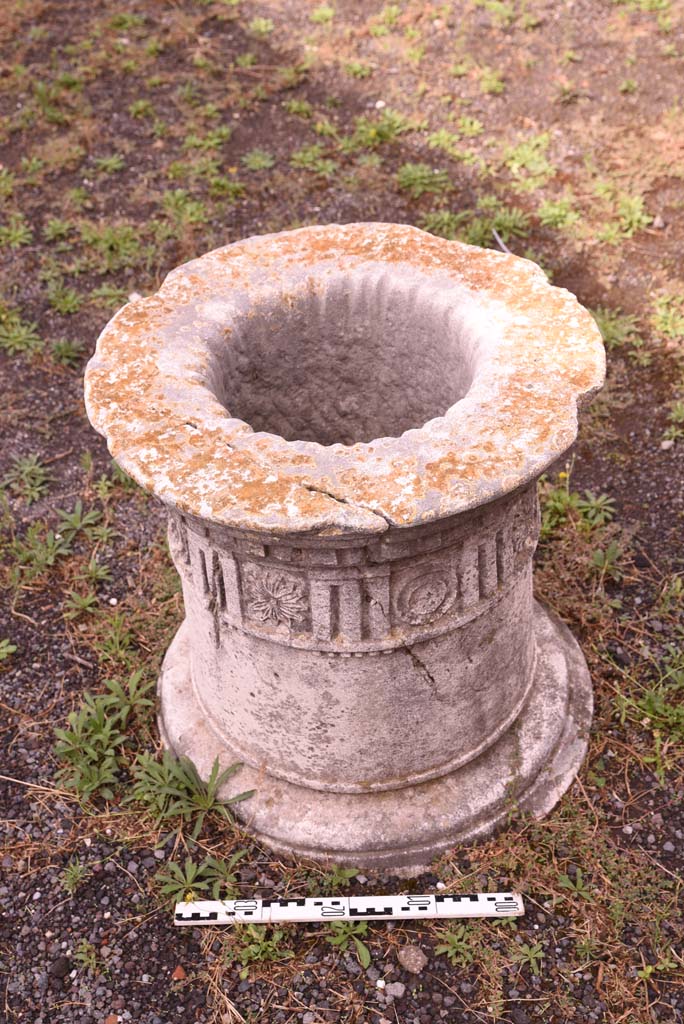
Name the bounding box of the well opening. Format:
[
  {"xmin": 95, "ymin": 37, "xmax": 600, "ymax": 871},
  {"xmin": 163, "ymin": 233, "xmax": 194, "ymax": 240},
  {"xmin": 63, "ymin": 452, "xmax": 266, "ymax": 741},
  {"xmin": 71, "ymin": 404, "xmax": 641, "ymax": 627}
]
[{"xmin": 211, "ymin": 270, "xmax": 482, "ymax": 446}]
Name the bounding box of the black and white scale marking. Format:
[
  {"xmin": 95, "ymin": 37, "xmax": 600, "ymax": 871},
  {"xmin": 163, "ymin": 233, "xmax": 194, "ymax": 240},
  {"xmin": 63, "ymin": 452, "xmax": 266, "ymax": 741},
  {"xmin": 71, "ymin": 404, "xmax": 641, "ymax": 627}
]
[{"xmin": 174, "ymin": 892, "xmax": 524, "ymax": 926}]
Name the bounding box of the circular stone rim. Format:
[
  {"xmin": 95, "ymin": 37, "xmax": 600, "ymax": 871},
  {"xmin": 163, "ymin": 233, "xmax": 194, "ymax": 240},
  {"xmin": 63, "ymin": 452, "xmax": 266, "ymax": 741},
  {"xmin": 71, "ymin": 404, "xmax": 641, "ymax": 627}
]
[{"xmin": 84, "ymin": 223, "xmax": 605, "ymax": 537}]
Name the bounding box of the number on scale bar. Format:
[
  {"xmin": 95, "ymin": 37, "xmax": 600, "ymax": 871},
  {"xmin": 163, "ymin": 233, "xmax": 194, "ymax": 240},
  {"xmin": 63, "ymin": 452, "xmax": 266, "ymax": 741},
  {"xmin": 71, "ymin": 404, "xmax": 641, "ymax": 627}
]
[{"xmin": 174, "ymin": 892, "xmax": 524, "ymax": 926}]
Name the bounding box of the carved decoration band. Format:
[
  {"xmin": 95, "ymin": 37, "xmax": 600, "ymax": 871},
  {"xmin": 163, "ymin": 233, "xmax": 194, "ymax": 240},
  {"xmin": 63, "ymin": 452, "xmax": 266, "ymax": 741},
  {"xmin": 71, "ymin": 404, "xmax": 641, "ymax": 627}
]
[{"xmin": 168, "ymin": 483, "xmax": 539, "ymax": 654}]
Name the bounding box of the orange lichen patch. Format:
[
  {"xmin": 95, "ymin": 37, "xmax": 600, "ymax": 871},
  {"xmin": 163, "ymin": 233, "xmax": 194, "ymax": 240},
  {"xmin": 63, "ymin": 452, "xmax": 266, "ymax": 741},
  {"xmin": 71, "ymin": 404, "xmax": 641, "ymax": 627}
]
[{"xmin": 84, "ymin": 223, "xmax": 605, "ymax": 538}]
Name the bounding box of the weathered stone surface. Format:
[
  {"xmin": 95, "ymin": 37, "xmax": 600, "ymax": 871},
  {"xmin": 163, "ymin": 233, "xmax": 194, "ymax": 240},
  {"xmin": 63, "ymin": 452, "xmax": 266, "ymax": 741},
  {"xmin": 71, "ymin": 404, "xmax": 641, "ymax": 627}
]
[
  {"xmin": 84, "ymin": 223, "xmax": 604, "ymax": 536},
  {"xmin": 84, "ymin": 223, "xmax": 605, "ymax": 868}
]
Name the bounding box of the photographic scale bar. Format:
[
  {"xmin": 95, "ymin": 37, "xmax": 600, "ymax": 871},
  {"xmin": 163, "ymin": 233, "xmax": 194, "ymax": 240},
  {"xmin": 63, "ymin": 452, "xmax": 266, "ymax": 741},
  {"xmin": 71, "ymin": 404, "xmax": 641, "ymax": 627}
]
[{"xmin": 174, "ymin": 892, "xmax": 524, "ymax": 926}]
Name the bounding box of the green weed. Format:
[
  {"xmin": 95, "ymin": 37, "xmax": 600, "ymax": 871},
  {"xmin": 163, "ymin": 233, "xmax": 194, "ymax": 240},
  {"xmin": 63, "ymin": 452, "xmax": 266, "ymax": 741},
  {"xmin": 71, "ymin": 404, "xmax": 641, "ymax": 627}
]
[
  {"xmin": 54, "ymin": 671, "xmax": 154, "ymax": 800},
  {"xmin": 558, "ymin": 867, "xmax": 594, "ymax": 901},
  {"xmin": 79, "ymin": 222, "xmax": 141, "ymax": 273},
  {"xmin": 591, "ymin": 539, "xmax": 623, "ymax": 583},
  {"xmin": 95, "ymin": 153, "xmax": 125, "ymax": 174},
  {"xmin": 480, "ymin": 66, "xmax": 506, "ymax": 94},
  {"xmin": 228, "ymin": 924, "xmax": 295, "ymax": 979},
  {"xmin": 241, "ymin": 148, "xmax": 275, "ymax": 171},
  {"xmin": 396, "ymin": 163, "xmax": 451, "ymax": 198},
  {"xmin": 326, "ymin": 919, "xmax": 371, "ymax": 968},
  {"xmin": 458, "ymin": 115, "xmax": 484, "ymax": 137},
  {"xmin": 61, "ymin": 856, "xmax": 90, "ymax": 894},
  {"xmin": 426, "ymin": 128, "xmax": 462, "ymax": 158},
  {"xmin": 539, "ymin": 473, "xmax": 615, "ymax": 540},
  {"xmin": 345, "ymin": 61, "xmax": 372, "ymax": 79},
  {"xmin": 52, "ymin": 338, "xmax": 85, "ymax": 366},
  {"xmin": 290, "ymin": 144, "xmax": 337, "ymax": 177},
  {"xmin": 128, "ymin": 98, "xmax": 154, "ymax": 119},
  {"xmin": 0, "ymin": 304, "xmax": 42, "ymax": 355},
  {"xmin": 0, "ymin": 213, "xmax": 33, "ymax": 248},
  {"xmin": 421, "ymin": 197, "xmax": 530, "ymax": 248},
  {"xmin": 284, "ymin": 98, "xmax": 313, "ymax": 118},
  {"xmin": 2, "ymin": 454, "xmax": 52, "ymax": 504},
  {"xmin": 248, "ymin": 17, "xmax": 274, "ymax": 36},
  {"xmin": 46, "ymin": 277, "xmax": 82, "ymax": 314},
  {"xmin": 592, "ymin": 306, "xmax": 650, "ymax": 365},
  {"xmin": 156, "ymin": 849, "xmax": 246, "ymax": 901},
  {"xmin": 162, "ymin": 189, "xmax": 208, "ymax": 226},
  {"xmin": 538, "ymin": 197, "xmax": 580, "ymax": 229},
  {"xmin": 343, "ymin": 108, "xmax": 413, "ymax": 152},
  {"xmin": 63, "ymin": 589, "xmax": 99, "ymax": 619},
  {"xmin": 504, "ymin": 133, "xmax": 554, "ymax": 191},
  {"xmin": 434, "ymin": 923, "xmax": 475, "ymax": 966},
  {"xmin": 311, "ymin": 4, "xmax": 335, "ymax": 24},
  {"xmin": 510, "ymin": 940, "xmax": 544, "ymax": 976},
  {"xmin": 0, "ymin": 638, "xmax": 17, "ymax": 661},
  {"xmin": 10, "ymin": 523, "xmax": 72, "ymax": 583},
  {"xmin": 663, "ymin": 400, "xmax": 684, "ymax": 443},
  {"xmin": 130, "ymin": 751, "xmax": 254, "ymax": 840},
  {"xmin": 652, "ymin": 294, "xmax": 684, "ymax": 340}
]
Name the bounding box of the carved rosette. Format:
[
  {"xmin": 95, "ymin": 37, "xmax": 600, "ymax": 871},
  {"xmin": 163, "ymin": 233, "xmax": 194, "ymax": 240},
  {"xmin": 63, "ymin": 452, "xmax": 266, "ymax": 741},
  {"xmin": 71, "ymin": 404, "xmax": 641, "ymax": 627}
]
[
  {"xmin": 242, "ymin": 566, "xmax": 308, "ymax": 629},
  {"xmin": 168, "ymin": 482, "xmax": 540, "ymax": 654},
  {"xmin": 393, "ymin": 568, "xmax": 456, "ymax": 626}
]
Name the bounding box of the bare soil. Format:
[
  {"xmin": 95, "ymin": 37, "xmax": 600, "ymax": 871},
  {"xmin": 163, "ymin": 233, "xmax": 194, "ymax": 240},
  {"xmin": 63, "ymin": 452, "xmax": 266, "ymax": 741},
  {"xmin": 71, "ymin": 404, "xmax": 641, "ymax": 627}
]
[{"xmin": 0, "ymin": 1, "xmax": 682, "ymax": 1023}]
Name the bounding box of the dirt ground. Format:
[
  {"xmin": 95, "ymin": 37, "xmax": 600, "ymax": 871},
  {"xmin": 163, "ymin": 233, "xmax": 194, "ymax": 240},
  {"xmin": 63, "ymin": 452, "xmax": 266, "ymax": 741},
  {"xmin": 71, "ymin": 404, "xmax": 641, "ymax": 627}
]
[{"xmin": 0, "ymin": 1, "xmax": 683, "ymax": 1022}]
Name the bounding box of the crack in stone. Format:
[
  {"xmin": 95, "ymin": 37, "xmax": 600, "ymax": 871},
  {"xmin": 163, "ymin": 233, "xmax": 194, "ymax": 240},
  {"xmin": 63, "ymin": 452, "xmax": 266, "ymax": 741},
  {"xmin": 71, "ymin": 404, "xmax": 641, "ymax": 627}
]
[
  {"xmin": 404, "ymin": 644, "xmax": 459, "ymax": 706},
  {"xmin": 302, "ymin": 482, "xmax": 392, "ymax": 528}
]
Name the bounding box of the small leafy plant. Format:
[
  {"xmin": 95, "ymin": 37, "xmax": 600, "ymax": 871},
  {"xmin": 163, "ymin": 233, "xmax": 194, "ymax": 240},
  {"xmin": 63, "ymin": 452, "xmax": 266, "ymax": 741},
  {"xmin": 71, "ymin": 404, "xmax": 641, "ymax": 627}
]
[
  {"xmin": 0, "ymin": 638, "xmax": 17, "ymax": 661},
  {"xmin": 54, "ymin": 671, "xmax": 154, "ymax": 800},
  {"xmin": 227, "ymin": 924, "xmax": 295, "ymax": 979},
  {"xmin": 61, "ymin": 856, "xmax": 90, "ymax": 894},
  {"xmin": 434, "ymin": 924, "xmax": 475, "ymax": 966},
  {"xmin": 510, "ymin": 940, "xmax": 545, "ymax": 975},
  {"xmin": 326, "ymin": 919, "xmax": 371, "ymax": 968},
  {"xmin": 558, "ymin": 867, "xmax": 594, "ymax": 901},
  {"xmin": 73, "ymin": 939, "xmax": 105, "ymax": 974},
  {"xmin": 130, "ymin": 751, "xmax": 254, "ymax": 839},
  {"xmin": 396, "ymin": 163, "xmax": 451, "ymax": 198},
  {"xmin": 156, "ymin": 850, "xmax": 246, "ymax": 901},
  {"xmin": 2, "ymin": 454, "xmax": 52, "ymax": 504},
  {"xmin": 0, "ymin": 303, "xmax": 42, "ymax": 355}
]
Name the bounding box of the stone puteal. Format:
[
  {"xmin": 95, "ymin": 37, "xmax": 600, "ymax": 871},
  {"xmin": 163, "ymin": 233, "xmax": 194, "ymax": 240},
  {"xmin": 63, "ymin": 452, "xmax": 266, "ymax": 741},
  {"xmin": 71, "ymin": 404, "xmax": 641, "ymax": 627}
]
[{"xmin": 84, "ymin": 223, "xmax": 606, "ymax": 869}]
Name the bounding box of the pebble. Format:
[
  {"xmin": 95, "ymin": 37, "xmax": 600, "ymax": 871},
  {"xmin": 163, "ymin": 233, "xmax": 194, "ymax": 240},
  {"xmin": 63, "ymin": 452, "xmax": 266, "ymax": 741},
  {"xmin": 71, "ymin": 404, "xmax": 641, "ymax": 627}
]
[
  {"xmin": 397, "ymin": 945, "xmax": 428, "ymax": 974},
  {"xmin": 385, "ymin": 982, "xmax": 406, "ymax": 999},
  {"xmin": 49, "ymin": 956, "xmax": 71, "ymax": 978},
  {"xmin": 622, "ymin": 824, "xmax": 633, "ymax": 835},
  {"xmin": 511, "ymin": 1010, "xmax": 531, "ymax": 1024},
  {"xmin": 663, "ymin": 841, "xmax": 675, "ymax": 852}
]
